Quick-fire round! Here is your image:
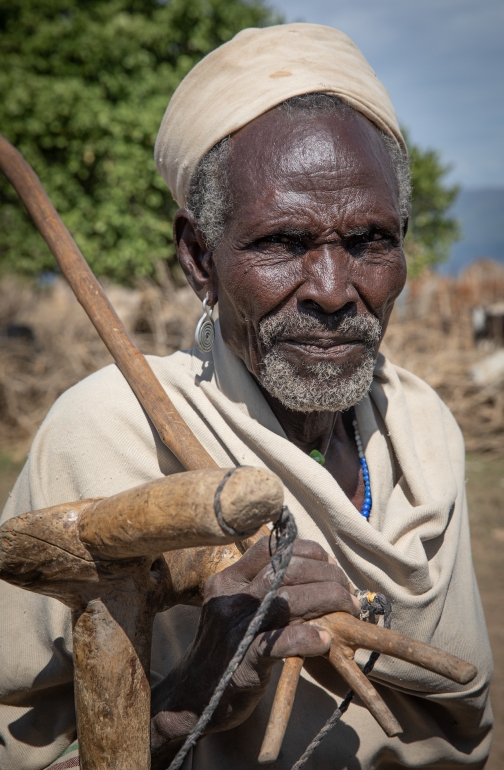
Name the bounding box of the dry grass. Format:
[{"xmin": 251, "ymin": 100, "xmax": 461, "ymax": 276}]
[
  {"xmin": 0, "ymin": 274, "xmax": 200, "ymax": 453},
  {"xmin": 382, "ymin": 321, "xmax": 504, "ymax": 453},
  {"xmin": 382, "ymin": 259, "xmax": 504, "ymax": 454}
]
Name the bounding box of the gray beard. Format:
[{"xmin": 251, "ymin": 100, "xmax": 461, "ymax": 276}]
[{"xmin": 257, "ymin": 312, "xmax": 382, "ymax": 413}]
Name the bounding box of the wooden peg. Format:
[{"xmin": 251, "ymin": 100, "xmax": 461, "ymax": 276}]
[{"xmin": 258, "ymin": 656, "xmax": 304, "ymax": 763}]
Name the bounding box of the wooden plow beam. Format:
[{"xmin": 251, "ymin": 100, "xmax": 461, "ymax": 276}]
[
  {"xmin": 0, "ymin": 135, "xmax": 477, "ymax": 768},
  {"xmin": 0, "ymin": 469, "xmax": 283, "ymax": 769}
]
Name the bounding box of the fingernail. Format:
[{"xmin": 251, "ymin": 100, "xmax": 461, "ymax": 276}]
[{"xmin": 318, "ymin": 630, "xmax": 331, "ymax": 646}]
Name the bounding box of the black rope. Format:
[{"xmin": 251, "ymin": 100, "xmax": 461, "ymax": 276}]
[
  {"xmin": 168, "ymin": 505, "xmax": 298, "ymax": 770},
  {"xmin": 290, "ymin": 592, "xmax": 392, "ymax": 770}
]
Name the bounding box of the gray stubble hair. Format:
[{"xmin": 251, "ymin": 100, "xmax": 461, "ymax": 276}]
[{"xmin": 257, "ymin": 311, "xmax": 382, "ymax": 412}]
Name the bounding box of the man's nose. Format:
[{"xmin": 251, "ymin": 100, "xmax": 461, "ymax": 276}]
[{"xmin": 296, "ymin": 245, "xmax": 359, "ymax": 314}]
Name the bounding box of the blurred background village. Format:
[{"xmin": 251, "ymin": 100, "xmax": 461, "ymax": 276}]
[{"xmin": 0, "ymin": 0, "xmax": 503, "ymax": 766}]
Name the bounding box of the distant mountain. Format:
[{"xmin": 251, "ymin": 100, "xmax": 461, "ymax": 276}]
[{"xmin": 438, "ymin": 188, "xmax": 504, "ymax": 276}]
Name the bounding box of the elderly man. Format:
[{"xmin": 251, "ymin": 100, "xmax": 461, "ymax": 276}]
[{"xmin": 0, "ymin": 23, "xmax": 492, "ymax": 770}]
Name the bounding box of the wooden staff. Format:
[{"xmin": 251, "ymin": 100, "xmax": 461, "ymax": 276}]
[{"xmin": 0, "ymin": 134, "xmax": 215, "ymax": 473}]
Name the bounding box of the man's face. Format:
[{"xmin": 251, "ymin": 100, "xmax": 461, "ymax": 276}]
[{"xmin": 182, "ymin": 107, "xmax": 407, "ymax": 412}]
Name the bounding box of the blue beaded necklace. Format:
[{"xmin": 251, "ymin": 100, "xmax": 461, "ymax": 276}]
[
  {"xmin": 350, "ymin": 407, "xmax": 372, "ymax": 520},
  {"xmin": 309, "ymin": 406, "xmax": 372, "ymax": 520}
]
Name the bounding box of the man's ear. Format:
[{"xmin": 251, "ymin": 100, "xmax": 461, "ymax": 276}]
[
  {"xmin": 174, "ymin": 209, "xmax": 218, "ymax": 304},
  {"xmin": 402, "ymin": 216, "xmax": 409, "ymax": 240}
]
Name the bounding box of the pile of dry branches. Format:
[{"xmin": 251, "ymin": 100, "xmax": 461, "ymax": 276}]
[
  {"xmin": 1, "ymin": 259, "xmax": 503, "ymax": 455},
  {"xmin": 382, "ymin": 259, "xmax": 504, "ymax": 453},
  {"xmin": 382, "ymin": 323, "xmax": 504, "ymax": 454}
]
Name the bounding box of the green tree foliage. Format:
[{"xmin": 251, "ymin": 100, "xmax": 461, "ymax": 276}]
[
  {"xmin": 403, "ymin": 129, "xmax": 460, "ymax": 277},
  {"xmin": 1, "ymin": 3, "xmax": 459, "ymax": 283},
  {"xmin": 0, "ymin": 0, "xmax": 280, "ymax": 283}
]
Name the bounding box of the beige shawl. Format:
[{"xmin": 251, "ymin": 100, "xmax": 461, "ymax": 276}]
[{"xmin": 0, "ymin": 325, "xmax": 493, "ymax": 769}]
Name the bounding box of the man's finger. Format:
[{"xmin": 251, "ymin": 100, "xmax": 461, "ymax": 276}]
[
  {"xmin": 250, "ymin": 556, "xmax": 351, "ymax": 597},
  {"xmin": 209, "ymin": 537, "xmax": 331, "ymax": 590},
  {"xmin": 255, "ymin": 623, "xmax": 331, "ymax": 660},
  {"xmin": 258, "ymin": 581, "xmax": 360, "ymax": 628}
]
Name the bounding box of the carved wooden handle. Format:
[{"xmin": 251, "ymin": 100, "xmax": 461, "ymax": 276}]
[
  {"xmin": 79, "ymin": 467, "xmax": 282, "ymax": 558},
  {"xmin": 0, "ymin": 470, "xmax": 282, "ymax": 593}
]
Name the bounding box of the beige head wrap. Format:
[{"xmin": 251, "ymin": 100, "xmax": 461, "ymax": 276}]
[{"xmin": 155, "ymin": 23, "xmax": 405, "ymax": 207}]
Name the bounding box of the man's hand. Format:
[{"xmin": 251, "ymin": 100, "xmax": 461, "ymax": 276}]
[{"xmin": 150, "ymin": 537, "xmax": 358, "ymax": 766}]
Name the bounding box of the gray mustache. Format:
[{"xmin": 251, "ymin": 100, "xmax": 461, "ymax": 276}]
[{"xmin": 258, "ymin": 311, "xmax": 382, "ymax": 349}]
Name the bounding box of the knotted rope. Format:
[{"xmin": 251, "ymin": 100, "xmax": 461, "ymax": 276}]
[
  {"xmin": 168, "ymin": 504, "xmax": 298, "ymax": 770},
  {"xmin": 169, "ymin": 466, "xmax": 392, "ymax": 770}
]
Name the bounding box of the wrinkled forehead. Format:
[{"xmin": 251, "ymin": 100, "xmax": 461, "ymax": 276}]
[{"xmin": 226, "ymin": 106, "xmax": 399, "ymax": 217}]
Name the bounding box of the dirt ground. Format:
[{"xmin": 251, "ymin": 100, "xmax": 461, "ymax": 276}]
[
  {"xmin": 0, "ymin": 448, "xmax": 502, "ymax": 766},
  {"xmin": 465, "ymin": 453, "xmax": 504, "ymax": 768}
]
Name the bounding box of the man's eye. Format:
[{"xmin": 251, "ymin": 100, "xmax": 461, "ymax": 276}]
[
  {"xmin": 256, "ymin": 234, "xmax": 306, "ymax": 254},
  {"xmin": 347, "ymin": 231, "xmax": 393, "ymax": 250},
  {"xmin": 265, "ymin": 234, "xmax": 296, "ymax": 245},
  {"xmin": 354, "ymin": 232, "xmax": 383, "ymax": 244}
]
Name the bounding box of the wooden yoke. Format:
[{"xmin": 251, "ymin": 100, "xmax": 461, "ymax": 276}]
[
  {"xmin": 0, "ymin": 468, "xmax": 283, "ymax": 770},
  {"xmin": 0, "ymin": 134, "xmax": 263, "ymax": 770}
]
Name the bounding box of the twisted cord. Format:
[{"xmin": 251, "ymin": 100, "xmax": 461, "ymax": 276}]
[
  {"xmin": 168, "ymin": 505, "xmax": 297, "ymax": 770},
  {"xmin": 290, "ymin": 592, "xmax": 392, "ymax": 770}
]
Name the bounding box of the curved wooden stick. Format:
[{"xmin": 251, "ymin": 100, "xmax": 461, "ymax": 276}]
[
  {"xmin": 0, "ymin": 133, "xmax": 216, "ymax": 473},
  {"xmin": 321, "ymin": 612, "xmax": 477, "ymax": 685},
  {"xmin": 258, "ymin": 611, "xmax": 478, "ymax": 761}
]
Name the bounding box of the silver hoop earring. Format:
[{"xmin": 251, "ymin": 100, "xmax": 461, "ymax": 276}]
[{"xmin": 195, "ymin": 296, "xmax": 215, "ymax": 353}]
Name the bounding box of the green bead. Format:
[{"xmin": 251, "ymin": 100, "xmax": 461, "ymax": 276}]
[{"xmin": 309, "ymin": 449, "xmax": 326, "ymax": 466}]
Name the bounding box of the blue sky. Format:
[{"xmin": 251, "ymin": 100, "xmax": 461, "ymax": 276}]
[{"xmin": 271, "ymin": 0, "xmax": 504, "ymax": 189}]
